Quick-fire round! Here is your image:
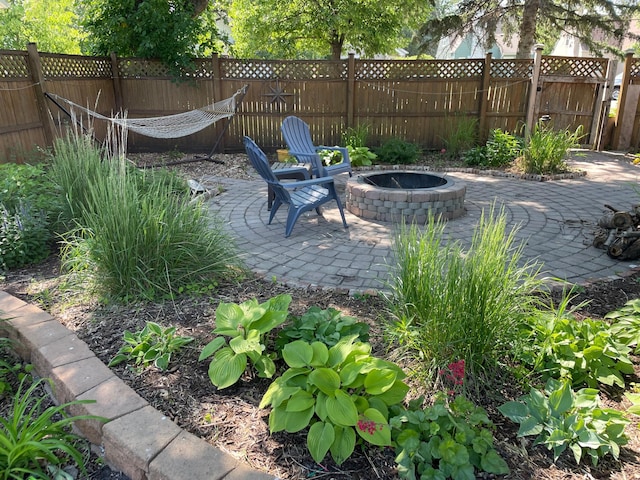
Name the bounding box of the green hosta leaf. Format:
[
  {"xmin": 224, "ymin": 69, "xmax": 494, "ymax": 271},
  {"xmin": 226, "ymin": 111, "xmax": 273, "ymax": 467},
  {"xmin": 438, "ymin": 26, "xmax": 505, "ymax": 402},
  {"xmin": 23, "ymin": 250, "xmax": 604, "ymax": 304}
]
[
  {"xmin": 595, "ymin": 366, "xmax": 624, "ymax": 387},
  {"xmin": 199, "ymin": 336, "xmax": 227, "ymax": 361},
  {"xmin": 254, "ymin": 354, "xmax": 276, "ymax": 378},
  {"xmin": 625, "ymin": 392, "xmax": 640, "ymax": 415},
  {"xmin": 229, "ymin": 328, "xmax": 263, "ymax": 354},
  {"xmin": 310, "ymin": 341, "xmax": 329, "ymax": 367},
  {"xmin": 517, "ymin": 416, "xmax": 544, "ymax": 437},
  {"xmin": 308, "ymin": 368, "xmax": 341, "ymax": 396},
  {"xmin": 269, "ymin": 406, "xmax": 287, "ymax": 433},
  {"xmin": 364, "ymin": 368, "xmax": 397, "ymax": 395},
  {"xmin": 108, "ymin": 353, "xmax": 129, "ymax": 367},
  {"xmin": 480, "ymin": 449, "xmax": 510, "ymax": 474},
  {"xmin": 307, "ymin": 421, "xmax": 335, "ymax": 464},
  {"xmin": 284, "ymin": 406, "xmax": 315, "ymax": 433},
  {"xmin": 207, "ymin": 347, "xmax": 247, "ymax": 389},
  {"xmin": 368, "ymin": 397, "xmax": 389, "ymax": 419},
  {"xmin": 147, "ymin": 321, "xmax": 163, "ymax": 335},
  {"xmin": 315, "ymin": 391, "xmax": 329, "ymax": 421},
  {"xmin": 251, "ymin": 294, "xmax": 291, "ymax": 333},
  {"xmin": 330, "ymin": 425, "xmax": 356, "ymax": 465},
  {"xmin": 214, "ymin": 302, "xmax": 253, "ymax": 336},
  {"xmin": 548, "ymin": 381, "xmax": 573, "ymax": 416},
  {"xmin": 375, "ymin": 380, "xmax": 410, "ymax": 406},
  {"xmin": 286, "ymin": 390, "xmax": 316, "ymax": 412},
  {"xmin": 260, "ymin": 382, "xmax": 300, "ymax": 409},
  {"xmin": 282, "ymin": 340, "xmax": 313, "ymax": 368},
  {"xmin": 570, "ymin": 442, "xmax": 583, "ymax": 464},
  {"xmin": 327, "ymin": 335, "xmax": 360, "ymax": 367},
  {"xmin": 355, "ymin": 408, "xmax": 391, "ymax": 446},
  {"xmin": 327, "ymin": 390, "xmax": 358, "ymax": 426},
  {"xmin": 154, "ymin": 353, "xmax": 170, "ymax": 371},
  {"xmin": 339, "ymin": 360, "xmax": 365, "ymax": 386}
]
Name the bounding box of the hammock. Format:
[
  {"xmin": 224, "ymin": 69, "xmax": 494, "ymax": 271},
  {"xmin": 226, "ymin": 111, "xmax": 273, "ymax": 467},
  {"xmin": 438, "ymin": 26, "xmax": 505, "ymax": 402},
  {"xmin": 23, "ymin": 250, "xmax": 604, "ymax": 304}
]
[{"xmin": 45, "ymin": 86, "xmax": 247, "ymax": 139}]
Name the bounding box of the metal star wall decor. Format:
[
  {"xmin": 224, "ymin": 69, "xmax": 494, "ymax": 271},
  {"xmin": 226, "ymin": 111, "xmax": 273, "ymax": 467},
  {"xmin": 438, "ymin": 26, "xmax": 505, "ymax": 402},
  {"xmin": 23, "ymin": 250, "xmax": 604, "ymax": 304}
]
[{"xmin": 263, "ymin": 79, "xmax": 294, "ymax": 105}]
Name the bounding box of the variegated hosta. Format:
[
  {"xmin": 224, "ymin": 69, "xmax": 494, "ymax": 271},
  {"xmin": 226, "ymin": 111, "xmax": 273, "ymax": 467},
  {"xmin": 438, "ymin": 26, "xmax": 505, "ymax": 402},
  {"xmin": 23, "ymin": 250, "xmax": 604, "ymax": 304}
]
[{"xmin": 259, "ymin": 335, "xmax": 409, "ymax": 465}]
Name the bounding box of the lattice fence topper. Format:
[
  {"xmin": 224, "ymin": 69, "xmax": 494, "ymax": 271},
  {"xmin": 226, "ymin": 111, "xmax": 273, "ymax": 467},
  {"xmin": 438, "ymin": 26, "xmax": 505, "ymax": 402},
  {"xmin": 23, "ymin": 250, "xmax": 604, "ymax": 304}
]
[
  {"xmin": 630, "ymin": 59, "xmax": 640, "ymax": 80},
  {"xmin": 355, "ymin": 59, "xmax": 485, "ymax": 80},
  {"xmin": 0, "ymin": 52, "xmax": 29, "ymax": 79},
  {"xmin": 222, "ymin": 59, "xmax": 347, "ymax": 80},
  {"xmin": 491, "ymin": 60, "xmax": 533, "ymax": 79},
  {"xmin": 41, "ymin": 54, "xmax": 112, "ymax": 79},
  {"xmin": 541, "ymin": 56, "xmax": 607, "ymax": 78},
  {"xmin": 118, "ymin": 58, "xmax": 173, "ymax": 78}
]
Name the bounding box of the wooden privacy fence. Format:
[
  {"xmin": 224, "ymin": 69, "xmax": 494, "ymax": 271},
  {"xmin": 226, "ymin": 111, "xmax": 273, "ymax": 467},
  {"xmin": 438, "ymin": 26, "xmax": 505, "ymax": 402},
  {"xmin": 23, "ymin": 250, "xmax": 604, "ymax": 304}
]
[{"xmin": 0, "ymin": 43, "xmax": 635, "ymax": 163}]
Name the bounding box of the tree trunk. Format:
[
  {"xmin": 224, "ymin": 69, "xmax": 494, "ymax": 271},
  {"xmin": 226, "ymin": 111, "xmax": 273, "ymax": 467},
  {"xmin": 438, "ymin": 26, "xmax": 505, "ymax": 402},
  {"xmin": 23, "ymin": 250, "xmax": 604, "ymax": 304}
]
[
  {"xmin": 516, "ymin": 0, "xmax": 540, "ymax": 58},
  {"xmin": 329, "ymin": 31, "xmax": 344, "ymax": 60},
  {"xmin": 190, "ymin": 0, "xmax": 209, "ymax": 17}
]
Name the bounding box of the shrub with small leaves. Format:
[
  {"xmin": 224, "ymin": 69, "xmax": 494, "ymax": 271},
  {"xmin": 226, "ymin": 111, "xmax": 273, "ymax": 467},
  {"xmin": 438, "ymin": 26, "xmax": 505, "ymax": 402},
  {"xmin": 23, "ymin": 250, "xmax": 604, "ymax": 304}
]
[
  {"xmin": 376, "ymin": 138, "xmax": 421, "ymax": 165},
  {"xmin": 391, "ymin": 394, "xmax": 509, "ymax": 479},
  {"xmin": 0, "ymin": 202, "xmax": 51, "ymax": 271}
]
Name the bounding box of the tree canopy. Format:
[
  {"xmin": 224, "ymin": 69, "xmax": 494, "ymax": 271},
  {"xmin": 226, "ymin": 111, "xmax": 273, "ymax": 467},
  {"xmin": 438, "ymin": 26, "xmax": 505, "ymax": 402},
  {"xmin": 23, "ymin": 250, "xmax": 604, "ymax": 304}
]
[
  {"xmin": 228, "ymin": 0, "xmax": 429, "ymax": 60},
  {"xmin": 413, "ymin": 0, "xmax": 640, "ymax": 59}
]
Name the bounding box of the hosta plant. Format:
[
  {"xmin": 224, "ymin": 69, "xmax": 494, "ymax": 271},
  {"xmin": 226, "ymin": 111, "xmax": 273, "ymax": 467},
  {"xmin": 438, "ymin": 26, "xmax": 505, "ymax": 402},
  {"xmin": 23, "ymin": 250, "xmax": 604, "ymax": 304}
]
[
  {"xmin": 200, "ymin": 294, "xmax": 291, "ymax": 389},
  {"xmin": 498, "ymin": 378, "xmax": 628, "ymax": 466},
  {"xmin": 347, "ymin": 145, "xmax": 377, "ymax": 167},
  {"xmin": 275, "ymin": 306, "xmax": 369, "ymax": 352},
  {"xmin": 109, "ymin": 321, "xmax": 194, "ymax": 372},
  {"xmin": 605, "ymin": 298, "xmax": 640, "ymax": 353},
  {"xmin": 520, "ymin": 311, "xmax": 634, "ymax": 389},
  {"xmin": 390, "ymin": 395, "xmax": 509, "ymax": 480},
  {"xmin": 260, "ymin": 335, "xmax": 409, "ymax": 465}
]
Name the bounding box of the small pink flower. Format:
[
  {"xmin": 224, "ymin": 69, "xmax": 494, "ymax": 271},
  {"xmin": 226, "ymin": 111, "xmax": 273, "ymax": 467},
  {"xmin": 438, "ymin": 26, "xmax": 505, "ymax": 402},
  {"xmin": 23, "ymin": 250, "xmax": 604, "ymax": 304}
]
[{"xmin": 440, "ymin": 148, "xmax": 447, "ymax": 154}]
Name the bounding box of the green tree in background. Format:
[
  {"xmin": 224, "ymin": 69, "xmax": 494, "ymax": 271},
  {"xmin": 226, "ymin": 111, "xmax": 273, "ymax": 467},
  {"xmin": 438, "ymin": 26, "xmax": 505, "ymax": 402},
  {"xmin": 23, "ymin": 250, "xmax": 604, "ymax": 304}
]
[
  {"xmin": 81, "ymin": 0, "xmax": 227, "ymax": 70},
  {"xmin": 412, "ymin": 0, "xmax": 640, "ymax": 59},
  {"xmin": 228, "ymin": 0, "xmax": 430, "ymax": 60},
  {"xmin": 0, "ymin": 0, "xmax": 84, "ymax": 53}
]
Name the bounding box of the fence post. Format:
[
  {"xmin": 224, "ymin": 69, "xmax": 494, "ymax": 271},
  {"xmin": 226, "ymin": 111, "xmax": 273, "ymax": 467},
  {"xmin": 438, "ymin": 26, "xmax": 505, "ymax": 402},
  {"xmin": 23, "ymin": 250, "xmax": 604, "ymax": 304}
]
[
  {"xmin": 211, "ymin": 53, "xmax": 225, "ymax": 153},
  {"xmin": 612, "ymin": 50, "xmax": 635, "ymax": 150},
  {"xmin": 525, "ymin": 44, "xmax": 544, "ymax": 140},
  {"xmin": 347, "ymin": 53, "xmax": 355, "ymax": 130},
  {"xmin": 478, "ymin": 52, "xmax": 492, "ymax": 144},
  {"xmin": 26, "ymin": 43, "xmax": 55, "ymax": 147},
  {"xmin": 110, "ymin": 52, "xmax": 123, "ymax": 112}
]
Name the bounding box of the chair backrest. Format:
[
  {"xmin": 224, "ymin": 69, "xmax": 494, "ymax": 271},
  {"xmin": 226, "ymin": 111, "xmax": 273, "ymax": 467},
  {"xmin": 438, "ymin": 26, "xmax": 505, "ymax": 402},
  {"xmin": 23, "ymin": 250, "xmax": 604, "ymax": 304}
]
[
  {"xmin": 282, "ymin": 116, "xmax": 317, "ymax": 154},
  {"xmin": 243, "ymin": 136, "xmax": 280, "ymax": 185}
]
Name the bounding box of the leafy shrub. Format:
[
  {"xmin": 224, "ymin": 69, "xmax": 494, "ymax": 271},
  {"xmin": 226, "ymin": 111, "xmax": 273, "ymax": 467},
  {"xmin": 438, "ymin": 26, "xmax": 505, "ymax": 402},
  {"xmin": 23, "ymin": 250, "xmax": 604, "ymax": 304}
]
[
  {"xmin": 275, "ymin": 306, "xmax": 370, "ymax": 352},
  {"xmin": 0, "ymin": 202, "xmax": 50, "ymax": 271},
  {"xmin": 200, "ymin": 294, "xmax": 291, "ymax": 389},
  {"xmin": 391, "ymin": 395, "xmax": 509, "ymax": 479},
  {"xmin": 606, "ymin": 298, "xmax": 640, "ymax": 353},
  {"xmin": 0, "ymin": 377, "xmax": 105, "ymax": 479},
  {"xmin": 385, "ymin": 207, "xmax": 541, "ymax": 380},
  {"xmin": 486, "ymin": 129, "xmax": 523, "ymax": 166},
  {"xmin": 52, "ymin": 132, "xmax": 244, "ymax": 301},
  {"xmin": 520, "ymin": 308, "xmax": 634, "ymax": 389},
  {"xmin": 347, "ymin": 145, "xmax": 377, "ymax": 167},
  {"xmin": 498, "ymin": 378, "xmax": 628, "ymax": 466},
  {"xmin": 517, "ymin": 122, "xmax": 585, "ymax": 174},
  {"xmin": 109, "ymin": 321, "xmax": 194, "ymax": 372},
  {"xmin": 462, "ymin": 146, "xmax": 488, "ymax": 166},
  {"xmin": 376, "ymin": 138, "xmax": 421, "ymax": 165},
  {"xmin": 0, "ymin": 337, "xmax": 33, "ymax": 397},
  {"xmin": 260, "ymin": 335, "xmax": 409, "ymax": 465}
]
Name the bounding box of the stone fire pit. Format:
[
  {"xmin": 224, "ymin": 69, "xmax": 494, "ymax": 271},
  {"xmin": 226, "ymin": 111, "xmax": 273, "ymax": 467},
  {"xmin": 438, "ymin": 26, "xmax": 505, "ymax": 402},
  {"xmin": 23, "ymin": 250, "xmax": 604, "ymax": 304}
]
[{"xmin": 345, "ymin": 171, "xmax": 466, "ymax": 223}]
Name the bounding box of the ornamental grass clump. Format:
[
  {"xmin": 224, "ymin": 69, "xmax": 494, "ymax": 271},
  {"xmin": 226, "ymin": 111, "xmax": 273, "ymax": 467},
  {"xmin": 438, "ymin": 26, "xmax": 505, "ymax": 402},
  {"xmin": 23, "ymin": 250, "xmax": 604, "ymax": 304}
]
[
  {"xmin": 517, "ymin": 122, "xmax": 585, "ymax": 174},
  {"xmin": 51, "ymin": 130, "xmax": 244, "ymax": 302},
  {"xmin": 385, "ymin": 206, "xmax": 542, "ymax": 381}
]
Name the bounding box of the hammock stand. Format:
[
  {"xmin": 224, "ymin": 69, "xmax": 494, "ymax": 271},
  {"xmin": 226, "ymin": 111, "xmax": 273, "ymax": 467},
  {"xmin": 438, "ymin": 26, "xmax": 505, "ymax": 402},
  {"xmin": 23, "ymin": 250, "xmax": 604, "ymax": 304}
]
[{"xmin": 45, "ymin": 85, "xmax": 248, "ymax": 166}]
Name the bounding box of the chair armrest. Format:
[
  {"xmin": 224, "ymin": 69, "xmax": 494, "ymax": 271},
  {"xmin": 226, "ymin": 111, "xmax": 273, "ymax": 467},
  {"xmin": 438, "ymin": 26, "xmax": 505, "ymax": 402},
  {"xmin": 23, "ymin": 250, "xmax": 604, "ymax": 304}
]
[{"xmin": 280, "ymin": 176, "xmax": 335, "ymax": 189}]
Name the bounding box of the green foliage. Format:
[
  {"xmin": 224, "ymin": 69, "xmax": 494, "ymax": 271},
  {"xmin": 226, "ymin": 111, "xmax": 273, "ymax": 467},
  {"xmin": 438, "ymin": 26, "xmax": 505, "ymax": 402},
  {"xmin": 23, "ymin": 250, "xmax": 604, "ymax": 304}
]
[
  {"xmin": 275, "ymin": 306, "xmax": 370, "ymax": 352},
  {"xmin": 517, "ymin": 122, "xmax": 585, "ymax": 174},
  {"xmin": 0, "ymin": 0, "xmax": 84, "ymax": 53},
  {"xmin": 0, "ymin": 377, "xmax": 105, "ymax": 480},
  {"xmin": 199, "ymin": 294, "xmax": 292, "ymax": 389},
  {"xmin": 385, "ymin": 206, "xmax": 542, "ymax": 380},
  {"xmin": 229, "ymin": 0, "xmax": 430, "ymax": 59},
  {"xmin": 342, "ymin": 124, "xmax": 371, "ymax": 148},
  {"xmin": 347, "ymin": 146, "xmax": 377, "ymax": 167},
  {"xmin": 441, "ymin": 117, "xmax": 478, "ymax": 159},
  {"xmin": 319, "ymin": 149, "xmax": 344, "ymax": 166},
  {"xmin": 605, "ymin": 298, "xmax": 640, "ymax": 353},
  {"xmin": 391, "ymin": 395, "xmax": 509, "ymax": 479},
  {"xmin": 0, "ymin": 337, "xmax": 33, "ymax": 397},
  {"xmin": 519, "ymin": 305, "xmax": 635, "ymax": 389},
  {"xmin": 109, "ymin": 321, "xmax": 194, "ymax": 372},
  {"xmin": 464, "ymin": 129, "xmax": 523, "ymax": 168},
  {"xmin": 82, "ymin": 0, "xmax": 225, "ymax": 72},
  {"xmin": 260, "ymin": 335, "xmax": 409, "ymax": 465},
  {"xmin": 498, "ymin": 378, "xmax": 629, "ymax": 466},
  {"xmin": 376, "ymin": 138, "xmax": 421, "ymax": 165},
  {"xmin": 50, "ymin": 131, "xmax": 244, "ymax": 302}
]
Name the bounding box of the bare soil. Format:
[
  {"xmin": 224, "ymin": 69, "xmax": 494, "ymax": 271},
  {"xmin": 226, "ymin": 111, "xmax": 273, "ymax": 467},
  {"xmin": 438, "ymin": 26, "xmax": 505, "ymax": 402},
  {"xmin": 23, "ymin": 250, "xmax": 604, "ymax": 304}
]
[{"xmin": 3, "ymin": 152, "xmax": 640, "ymax": 479}]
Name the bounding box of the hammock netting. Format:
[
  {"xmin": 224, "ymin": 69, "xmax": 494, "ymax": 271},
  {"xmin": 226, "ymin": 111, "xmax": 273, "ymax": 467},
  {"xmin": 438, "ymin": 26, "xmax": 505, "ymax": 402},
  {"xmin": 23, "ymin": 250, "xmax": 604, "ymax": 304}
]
[{"xmin": 47, "ymin": 87, "xmax": 245, "ymax": 139}]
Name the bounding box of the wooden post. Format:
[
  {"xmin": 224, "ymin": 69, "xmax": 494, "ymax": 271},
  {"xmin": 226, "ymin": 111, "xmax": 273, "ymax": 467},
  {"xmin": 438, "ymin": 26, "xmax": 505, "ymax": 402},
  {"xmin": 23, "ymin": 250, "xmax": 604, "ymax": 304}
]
[
  {"xmin": 592, "ymin": 59, "xmax": 616, "ymax": 151},
  {"xmin": 347, "ymin": 53, "xmax": 356, "ymax": 130},
  {"xmin": 612, "ymin": 50, "xmax": 635, "ymax": 150},
  {"xmin": 211, "ymin": 53, "xmax": 225, "ymax": 153},
  {"xmin": 525, "ymin": 44, "xmax": 544, "ymax": 141},
  {"xmin": 478, "ymin": 52, "xmax": 492, "ymax": 144},
  {"xmin": 26, "ymin": 43, "xmax": 55, "ymax": 147},
  {"xmin": 110, "ymin": 52, "xmax": 123, "ymax": 112}
]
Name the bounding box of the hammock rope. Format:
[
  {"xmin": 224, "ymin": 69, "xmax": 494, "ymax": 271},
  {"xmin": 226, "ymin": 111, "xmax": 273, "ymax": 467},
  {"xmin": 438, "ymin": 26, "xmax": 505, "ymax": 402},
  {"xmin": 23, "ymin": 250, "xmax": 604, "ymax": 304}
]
[{"xmin": 46, "ymin": 86, "xmax": 247, "ymax": 139}]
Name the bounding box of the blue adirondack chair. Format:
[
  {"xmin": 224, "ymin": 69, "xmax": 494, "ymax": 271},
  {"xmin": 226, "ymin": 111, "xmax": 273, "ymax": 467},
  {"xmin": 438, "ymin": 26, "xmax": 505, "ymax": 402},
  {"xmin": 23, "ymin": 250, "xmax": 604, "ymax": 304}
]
[
  {"xmin": 243, "ymin": 136, "xmax": 348, "ymax": 238},
  {"xmin": 281, "ymin": 116, "xmax": 353, "ymax": 178}
]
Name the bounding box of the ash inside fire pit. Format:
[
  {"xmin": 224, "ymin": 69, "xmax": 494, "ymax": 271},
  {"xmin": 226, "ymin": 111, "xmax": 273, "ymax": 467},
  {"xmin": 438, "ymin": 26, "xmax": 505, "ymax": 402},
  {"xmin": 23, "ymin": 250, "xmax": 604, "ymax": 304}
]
[{"xmin": 346, "ymin": 170, "xmax": 466, "ymax": 222}]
